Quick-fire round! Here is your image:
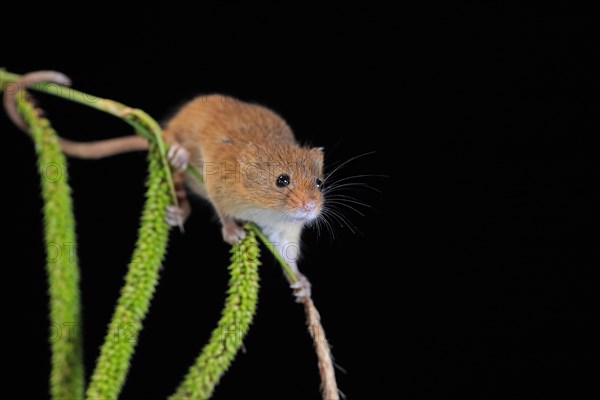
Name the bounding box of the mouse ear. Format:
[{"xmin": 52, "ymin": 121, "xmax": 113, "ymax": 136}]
[{"xmin": 309, "ymin": 146, "xmax": 325, "ymax": 168}]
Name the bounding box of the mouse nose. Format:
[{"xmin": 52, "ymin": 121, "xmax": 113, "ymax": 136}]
[{"xmin": 302, "ymin": 200, "xmax": 316, "ymax": 212}]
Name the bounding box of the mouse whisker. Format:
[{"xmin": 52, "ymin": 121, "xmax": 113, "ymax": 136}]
[
  {"xmin": 325, "ymin": 173, "xmax": 388, "ymax": 185},
  {"xmin": 329, "ymin": 200, "xmax": 365, "ymax": 217},
  {"xmin": 312, "ymin": 218, "xmax": 321, "ymax": 238},
  {"xmin": 321, "ymin": 207, "xmax": 359, "ymax": 235},
  {"xmin": 323, "ymin": 151, "xmax": 376, "ymax": 183},
  {"xmin": 323, "ymin": 210, "xmax": 355, "ymax": 235},
  {"xmin": 315, "ymin": 216, "xmax": 327, "ymax": 239},
  {"xmin": 324, "ymin": 182, "xmax": 382, "ymax": 194},
  {"xmin": 325, "ymin": 200, "xmax": 366, "ymax": 216},
  {"xmin": 324, "ymin": 195, "xmax": 373, "ymax": 208},
  {"xmin": 320, "ymin": 214, "xmax": 337, "ymax": 243},
  {"xmin": 316, "ymin": 213, "xmax": 336, "ymax": 241}
]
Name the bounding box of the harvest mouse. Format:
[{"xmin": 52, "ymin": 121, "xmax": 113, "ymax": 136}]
[
  {"xmin": 4, "ymin": 71, "xmax": 324, "ymax": 297},
  {"xmin": 162, "ymin": 94, "xmax": 325, "ymax": 298}
]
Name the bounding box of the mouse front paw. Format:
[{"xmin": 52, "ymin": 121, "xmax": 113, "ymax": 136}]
[
  {"xmin": 165, "ymin": 205, "xmax": 185, "ymax": 227},
  {"xmin": 290, "ymin": 273, "xmax": 312, "ymax": 301},
  {"xmin": 222, "ymin": 219, "xmax": 247, "ymax": 245},
  {"xmin": 167, "ymin": 143, "xmax": 190, "ymax": 172}
]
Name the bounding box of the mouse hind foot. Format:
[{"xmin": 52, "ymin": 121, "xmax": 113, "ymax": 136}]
[
  {"xmin": 164, "ymin": 170, "xmax": 191, "ymax": 228},
  {"xmin": 167, "ymin": 142, "xmax": 190, "ymax": 171},
  {"xmin": 165, "ymin": 205, "xmax": 189, "ymax": 227},
  {"xmin": 221, "ymin": 216, "xmax": 247, "ymax": 244}
]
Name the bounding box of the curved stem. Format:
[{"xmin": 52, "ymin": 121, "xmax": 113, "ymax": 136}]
[
  {"xmin": 15, "ymin": 90, "xmax": 84, "ymax": 399},
  {"xmin": 170, "ymin": 229, "xmax": 261, "ymax": 400},
  {"xmin": 2, "ymin": 69, "xmax": 176, "ymax": 400},
  {"xmin": 85, "ymin": 140, "xmax": 172, "ymax": 400},
  {"xmin": 245, "ymin": 222, "xmax": 298, "ymax": 283},
  {"xmin": 246, "ymin": 222, "xmax": 339, "ymax": 399},
  {"xmin": 1, "ymin": 69, "xmax": 197, "ymax": 204}
]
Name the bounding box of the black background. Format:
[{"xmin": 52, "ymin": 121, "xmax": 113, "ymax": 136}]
[{"xmin": 2, "ymin": 9, "xmax": 595, "ymax": 399}]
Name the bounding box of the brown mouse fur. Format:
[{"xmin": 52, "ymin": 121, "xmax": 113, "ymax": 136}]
[
  {"xmin": 165, "ymin": 95, "xmax": 324, "ymax": 233},
  {"xmin": 163, "ymin": 96, "xmax": 324, "ymax": 293}
]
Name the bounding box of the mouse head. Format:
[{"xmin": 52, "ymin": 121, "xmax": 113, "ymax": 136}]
[{"xmin": 238, "ymin": 143, "xmax": 325, "ymax": 224}]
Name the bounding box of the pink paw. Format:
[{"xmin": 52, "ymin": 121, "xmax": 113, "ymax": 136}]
[
  {"xmin": 167, "ymin": 143, "xmax": 190, "ymax": 171},
  {"xmin": 221, "ymin": 220, "xmax": 246, "ymax": 244},
  {"xmin": 290, "ymin": 273, "xmax": 312, "ymax": 301},
  {"xmin": 165, "ymin": 205, "xmax": 185, "ymax": 227}
]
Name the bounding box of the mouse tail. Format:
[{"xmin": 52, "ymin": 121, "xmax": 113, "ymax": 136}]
[
  {"xmin": 2, "ymin": 70, "xmax": 150, "ymax": 160},
  {"xmin": 59, "ymin": 136, "xmax": 149, "ymax": 159}
]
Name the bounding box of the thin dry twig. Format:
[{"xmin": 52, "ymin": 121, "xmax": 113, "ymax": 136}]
[{"xmin": 300, "ymin": 292, "xmax": 340, "ymax": 400}]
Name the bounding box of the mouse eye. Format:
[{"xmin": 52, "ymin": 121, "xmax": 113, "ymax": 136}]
[
  {"xmin": 276, "ymin": 174, "xmax": 291, "ymax": 188},
  {"xmin": 316, "ymin": 178, "xmax": 323, "ymax": 191}
]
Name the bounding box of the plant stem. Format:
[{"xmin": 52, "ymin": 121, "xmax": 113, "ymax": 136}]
[
  {"xmin": 245, "ymin": 222, "xmax": 298, "ymax": 283},
  {"xmin": 15, "ymin": 90, "xmax": 84, "ymax": 399},
  {"xmin": 301, "ymin": 296, "xmax": 340, "ymax": 400},
  {"xmin": 0, "ymin": 69, "xmax": 187, "ymax": 203},
  {"xmin": 2, "ymin": 69, "xmax": 203, "ymax": 399},
  {"xmin": 85, "ymin": 140, "xmax": 172, "ymax": 400},
  {"xmin": 170, "ymin": 229, "xmax": 261, "ymax": 400},
  {"xmin": 246, "ymin": 222, "xmax": 339, "ymax": 399}
]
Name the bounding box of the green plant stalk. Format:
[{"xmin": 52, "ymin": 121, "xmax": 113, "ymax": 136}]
[
  {"xmin": 0, "ymin": 70, "xmax": 156, "ymax": 138},
  {"xmin": 1, "ymin": 69, "xmax": 204, "ymax": 200},
  {"xmin": 85, "ymin": 140, "xmax": 171, "ymax": 400},
  {"xmin": 2, "ymin": 69, "xmax": 178, "ymax": 398},
  {"xmin": 16, "ymin": 94, "xmax": 84, "ymax": 399},
  {"xmin": 170, "ymin": 229, "xmax": 261, "ymax": 400},
  {"xmin": 245, "ymin": 222, "xmax": 298, "ymax": 283}
]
